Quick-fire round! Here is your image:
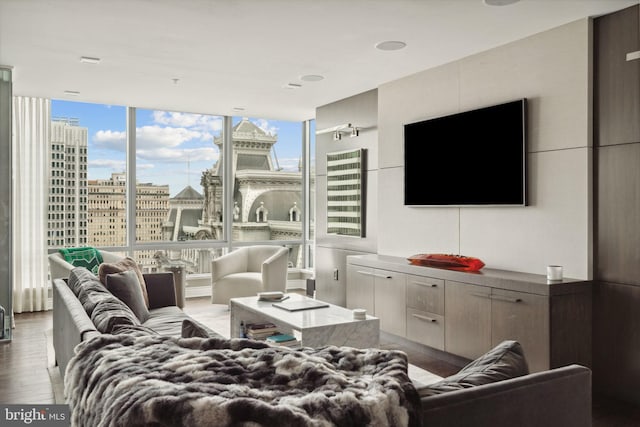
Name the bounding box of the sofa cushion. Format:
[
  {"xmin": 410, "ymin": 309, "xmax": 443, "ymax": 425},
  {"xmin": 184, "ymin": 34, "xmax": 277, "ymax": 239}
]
[
  {"xmin": 142, "ymin": 306, "xmax": 223, "ymax": 338},
  {"xmin": 111, "ymin": 324, "xmax": 159, "ymax": 336},
  {"xmin": 98, "ymin": 257, "xmax": 149, "ymax": 307},
  {"xmin": 143, "ymin": 306, "xmax": 193, "ymax": 337},
  {"xmin": 417, "ymin": 340, "xmax": 529, "ymax": 397},
  {"xmin": 105, "ymin": 269, "xmax": 150, "ymax": 322},
  {"xmin": 59, "ymin": 246, "xmax": 104, "ymax": 275},
  {"xmin": 181, "ymin": 318, "xmax": 214, "ymax": 338},
  {"xmin": 90, "ymin": 296, "xmax": 141, "ymax": 334},
  {"xmin": 69, "ymin": 267, "xmax": 117, "ymax": 315},
  {"xmin": 68, "ymin": 267, "xmax": 101, "ymax": 296}
]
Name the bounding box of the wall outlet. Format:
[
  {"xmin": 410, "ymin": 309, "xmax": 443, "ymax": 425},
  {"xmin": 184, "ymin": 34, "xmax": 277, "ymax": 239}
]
[{"xmin": 333, "ymin": 268, "xmax": 339, "ymax": 280}]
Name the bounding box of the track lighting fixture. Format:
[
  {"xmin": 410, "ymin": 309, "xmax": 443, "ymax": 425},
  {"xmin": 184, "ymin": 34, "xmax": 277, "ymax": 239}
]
[{"xmin": 317, "ymin": 123, "xmax": 362, "ymax": 140}]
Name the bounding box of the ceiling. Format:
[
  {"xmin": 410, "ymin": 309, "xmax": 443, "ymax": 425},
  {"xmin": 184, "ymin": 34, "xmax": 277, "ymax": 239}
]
[{"xmin": 1, "ymin": 0, "xmax": 637, "ymax": 121}]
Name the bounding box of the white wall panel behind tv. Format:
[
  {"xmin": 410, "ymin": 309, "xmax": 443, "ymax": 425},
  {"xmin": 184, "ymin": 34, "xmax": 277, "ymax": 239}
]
[{"xmin": 377, "ymin": 18, "xmax": 592, "ymax": 279}]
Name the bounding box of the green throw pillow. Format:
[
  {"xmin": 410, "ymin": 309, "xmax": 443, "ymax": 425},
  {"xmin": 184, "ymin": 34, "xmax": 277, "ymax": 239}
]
[{"xmin": 59, "ymin": 247, "xmax": 104, "ymax": 275}]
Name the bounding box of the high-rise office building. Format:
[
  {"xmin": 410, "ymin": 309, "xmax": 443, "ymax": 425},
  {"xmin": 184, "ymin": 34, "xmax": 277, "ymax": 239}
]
[{"xmin": 48, "ymin": 118, "xmax": 88, "ymax": 248}]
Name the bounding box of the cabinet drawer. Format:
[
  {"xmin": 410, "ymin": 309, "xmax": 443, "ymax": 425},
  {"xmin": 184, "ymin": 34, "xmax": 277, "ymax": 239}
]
[
  {"xmin": 374, "ymin": 269, "xmax": 406, "ymax": 337},
  {"xmin": 406, "ymin": 307, "xmax": 444, "ymax": 350},
  {"xmin": 406, "ymin": 275, "xmax": 444, "ymax": 314}
]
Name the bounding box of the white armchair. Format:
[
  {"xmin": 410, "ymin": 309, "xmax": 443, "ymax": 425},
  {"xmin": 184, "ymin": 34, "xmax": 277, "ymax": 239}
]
[
  {"xmin": 211, "ymin": 246, "xmax": 289, "ymax": 304},
  {"xmin": 48, "ymin": 250, "xmax": 124, "ymax": 281}
]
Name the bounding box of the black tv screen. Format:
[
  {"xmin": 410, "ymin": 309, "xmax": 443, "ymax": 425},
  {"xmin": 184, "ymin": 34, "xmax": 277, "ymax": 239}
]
[{"xmin": 403, "ymin": 99, "xmax": 527, "ymax": 206}]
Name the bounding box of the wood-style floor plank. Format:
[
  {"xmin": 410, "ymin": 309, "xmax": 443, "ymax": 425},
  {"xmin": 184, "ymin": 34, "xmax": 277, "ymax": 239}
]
[{"xmin": 0, "ymin": 310, "xmax": 54, "ymax": 404}]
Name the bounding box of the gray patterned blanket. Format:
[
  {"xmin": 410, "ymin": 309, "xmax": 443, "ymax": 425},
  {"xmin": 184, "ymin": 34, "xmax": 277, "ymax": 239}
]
[{"xmin": 65, "ymin": 334, "xmax": 420, "ymax": 427}]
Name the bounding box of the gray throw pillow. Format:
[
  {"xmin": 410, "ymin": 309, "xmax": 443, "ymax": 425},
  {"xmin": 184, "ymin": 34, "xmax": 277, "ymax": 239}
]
[
  {"xmin": 418, "ymin": 340, "xmax": 529, "ymax": 397},
  {"xmin": 105, "ymin": 270, "xmax": 150, "ymax": 322},
  {"xmin": 98, "ymin": 257, "xmax": 149, "ymax": 308}
]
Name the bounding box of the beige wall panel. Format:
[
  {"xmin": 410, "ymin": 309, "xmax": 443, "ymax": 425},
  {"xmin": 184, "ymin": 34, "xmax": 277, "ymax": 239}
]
[
  {"xmin": 377, "ymin": 167, "xmax": 460, "ymax": 257},
  {"xmin": 316, "ymin": 89, "xmax": 378, "ymax": 175},
  {"xmin": 460, "ymin": 148, "xmax": 591, "ymax": 279},
  {"xmin": 315, "ymin": 246, "xmax": 372, "ymax": 307},
  {"xmin": 378, "ymin": 62, "xmax": 460, "ymax": 169},
  {"xmin": 459, "ymin": 19, "xmax": 591, "ymax": 153}
]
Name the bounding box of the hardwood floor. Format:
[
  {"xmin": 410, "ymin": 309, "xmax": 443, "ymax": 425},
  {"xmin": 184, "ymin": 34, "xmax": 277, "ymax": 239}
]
[
  {"xmin": 2, "ymin": 297, "xmax": 640, "ymax": 426},
  {"xmin": 0, "ymin": 310, "xmax": 54, "ymax": 404}
]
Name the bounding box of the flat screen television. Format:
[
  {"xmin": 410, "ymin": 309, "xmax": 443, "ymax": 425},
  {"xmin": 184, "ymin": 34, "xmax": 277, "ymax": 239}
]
[{"xmin": 403, "ymin": 99, "xmax": 527, "ymax": 206}]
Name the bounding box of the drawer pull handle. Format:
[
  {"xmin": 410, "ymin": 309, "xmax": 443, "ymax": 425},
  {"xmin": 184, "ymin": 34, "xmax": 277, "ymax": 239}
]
[
  {"xmin": 410, "ymin": 281, "xmax": 438, "ymax": 288},
  {"xmin": 490, "ymin": 295, "xmax": 523, "ymax": 303},
  {"xmin": 470, "ymin": 292, "xmax": 490, "ymax": 299},
  {"xmin": 412, "ymin": 314, "xmax": 437, "ymax": 323},
  {"xmin": 357, "ymin": 271, "xmax": 392, "ymax": 279}
]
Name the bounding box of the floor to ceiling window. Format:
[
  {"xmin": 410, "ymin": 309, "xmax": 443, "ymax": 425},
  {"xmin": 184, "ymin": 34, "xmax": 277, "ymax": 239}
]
[{"xmin": 49, "ymin": 101, "xmax": 315, "ymax": 277}]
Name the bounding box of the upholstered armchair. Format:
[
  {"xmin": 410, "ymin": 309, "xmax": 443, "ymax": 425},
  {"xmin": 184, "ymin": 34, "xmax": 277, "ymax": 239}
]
[
  {"xmin": 48, "ymin": 250, "xmax": 124, "ymax": 281},
  {"xmin": 211, "ymin": 246, "xmax": 289, "ymax": 304}
]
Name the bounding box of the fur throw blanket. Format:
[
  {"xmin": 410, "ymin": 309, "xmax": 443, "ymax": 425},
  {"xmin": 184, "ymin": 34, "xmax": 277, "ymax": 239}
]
[{"xmin": 65, "ymin": 334, "xmax": 421, "ymax": 427}]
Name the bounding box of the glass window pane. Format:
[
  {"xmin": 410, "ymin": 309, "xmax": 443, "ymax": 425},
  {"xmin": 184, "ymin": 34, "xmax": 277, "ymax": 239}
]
[
  {"xmin": 134, "ymin": 248, "xmax": 225, "ymax": 275},
  {"xmin": 135, "ymin": 109, "xmax": 223, "ymax": 243},
  {"xmin": 49, "ymin": 100, "xmax": 127, "ymax": 248},
  {"xmin": 308, "ymin": 119, "xmax": 316, "ymax": 268},
  {"xmin": 229, "ymin": 117, "xmax": 303, "ymax": 247}
]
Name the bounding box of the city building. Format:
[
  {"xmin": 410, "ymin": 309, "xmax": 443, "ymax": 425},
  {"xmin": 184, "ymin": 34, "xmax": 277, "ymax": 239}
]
[
  {"xmin": 88, "ymin": 172, "xmax": 169, "ymax": 268},
  {"xmin": 48, "ymin": 118, "xmax": 88, "ymax": 248},
  {"xmin": 199, "ymin": 118, "xmax": 303, "ymax": 265}
]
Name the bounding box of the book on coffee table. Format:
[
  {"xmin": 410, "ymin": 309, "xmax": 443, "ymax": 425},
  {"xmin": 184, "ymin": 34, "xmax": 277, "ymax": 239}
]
[{"xmin": 272, "ymin": 299, "xmax": 329, "ymax": 312}]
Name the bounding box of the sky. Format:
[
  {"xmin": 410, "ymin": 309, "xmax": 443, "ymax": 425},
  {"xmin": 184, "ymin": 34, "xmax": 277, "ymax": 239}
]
[{"xmin": 51, "ymin": 99, "xmax": 314, "ymax": 197}]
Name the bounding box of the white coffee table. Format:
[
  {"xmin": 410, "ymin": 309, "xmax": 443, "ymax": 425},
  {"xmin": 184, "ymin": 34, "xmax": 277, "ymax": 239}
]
[{"xmin": 229, "ymin": 293, "xmax": 380, "ymax": 348}]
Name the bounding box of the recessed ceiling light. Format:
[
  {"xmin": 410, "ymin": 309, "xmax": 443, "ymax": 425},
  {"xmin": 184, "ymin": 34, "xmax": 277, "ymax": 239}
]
[
  {"xmin": 300, "ymin": 74, "xmax": 324, "ymax": 82},
  {"xmin": 63, "ymin": 90, "xmax": 80, "ymax": 96},
  {"xmin": 232, "ymin": 107, "xmax": 245, "ymax": 112},
  {"xmin": 483, "ymin": 0, "xmax": 520, "ymax": 6},
  {"xmin": 283, "ymin": 83, "xmax": 302, "ymax": 90},
  {"xmin": 375, "ymin": 41, "xmax": 407, "ymax": 51},
  {"xmin": 80, "ymin": 56, "xmax": 101, "ymax": 64}
]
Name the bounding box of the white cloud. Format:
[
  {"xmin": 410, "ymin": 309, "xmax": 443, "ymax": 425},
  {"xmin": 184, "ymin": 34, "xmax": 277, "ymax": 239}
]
[
  {"xmin": 136, "ymin": 125, "xmax": 207, "ymax": 149},
  {"xmin": 89, "ymin": 159, "xmax": 126, "ymax": 170},
  {"xmin": 136, "ymin": 147, "xmax": 219, "ymax": 163},
  {"xmin": 152, "ymin": 111, "xmax": 222, "ymax": 133},
  {"xmin": 253, "ymin": 118, "xmax": 278, "ymax": 136},
  {"xmin": 93, "ymin": 130, "xmax": 126, "ymax": 150}
]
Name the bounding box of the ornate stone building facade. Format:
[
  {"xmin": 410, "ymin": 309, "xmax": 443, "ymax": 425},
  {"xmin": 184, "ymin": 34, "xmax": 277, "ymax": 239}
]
[{"xmin": 199, "ymin": 118, "xmax": 304, "ymax": 265}]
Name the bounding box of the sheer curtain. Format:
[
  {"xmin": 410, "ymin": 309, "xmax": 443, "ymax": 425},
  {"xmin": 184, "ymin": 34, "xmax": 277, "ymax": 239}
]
[{"xmin": 12, "ymin": 96, "xmax": 50, "ymax": 312}]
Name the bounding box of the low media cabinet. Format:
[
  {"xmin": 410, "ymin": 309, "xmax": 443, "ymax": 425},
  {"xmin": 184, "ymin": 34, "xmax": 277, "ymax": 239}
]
[{"xmin": 346, "ymin": 254, "xmax": 592, "ymax": 372}]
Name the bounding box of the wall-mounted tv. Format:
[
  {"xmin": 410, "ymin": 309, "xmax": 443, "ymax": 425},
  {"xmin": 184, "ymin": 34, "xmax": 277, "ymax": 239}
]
[{"xmin": 404, "ymin": 99, "xmax": 527, "ymax": 207}]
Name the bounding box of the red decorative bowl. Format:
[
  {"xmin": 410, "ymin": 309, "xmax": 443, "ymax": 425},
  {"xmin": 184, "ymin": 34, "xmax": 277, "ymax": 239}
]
[{"xmin": 407, "ymin": 253, "xmax": 485, "ymax": 272}]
